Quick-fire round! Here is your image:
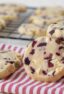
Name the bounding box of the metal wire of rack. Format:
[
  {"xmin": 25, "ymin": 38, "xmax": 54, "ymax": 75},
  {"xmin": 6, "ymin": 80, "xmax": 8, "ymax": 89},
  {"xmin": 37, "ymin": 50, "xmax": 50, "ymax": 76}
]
[{"xmin": 0, "ymin": 8, "xmax": 35, "ymax": 41}]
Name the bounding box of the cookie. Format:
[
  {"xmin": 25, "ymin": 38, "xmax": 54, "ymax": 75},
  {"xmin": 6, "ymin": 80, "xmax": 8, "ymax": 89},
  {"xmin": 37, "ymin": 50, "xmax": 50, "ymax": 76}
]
[
  {"xmin": 8, "ymin": 4, "xmax": 27, "ymax": 12},
  {"xmin": 18, "ymin": 23, "xmax": 46, "ymax": 37},
  {"xmin": 29, "ymin": 15, "xmax": 63, "ymax": 36},
  {"xmin": 0, "ymin": 18, "xmax": 6, "ymax": 29},
  {"xmin": 0, "ymin": 4, "xmax": 27, "ymax": 22},
  {"xmin": 35, "ymin": 7, "xmax": 64, "ymax": 16},
  {"xmin": 29, "ymin": 15, "xmax": 63, "ymax": 26},
  {"xmin": 0, "ymin": 50, "xmax": 22, "ymax": 79},
  {"xmin": 47, "ymin": 21, "xmax": 64, "ymax": 44},
  {"xmin": 23, "ymin": 37, "xmax": 64, "ymax": 82},
  {"xmin": 0, "ymin": 12, "xmax": 17, "ymax": 22},
  {"xmin": 0, "ymin": 4, "xmax": 27, "ymax": 13}
]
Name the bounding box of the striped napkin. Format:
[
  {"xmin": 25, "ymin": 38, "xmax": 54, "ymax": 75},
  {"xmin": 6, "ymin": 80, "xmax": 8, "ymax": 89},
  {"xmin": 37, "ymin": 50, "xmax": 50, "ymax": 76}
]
[{"xmin": 0, "ymin": 43, "xmax": 64, "ymax": 94}]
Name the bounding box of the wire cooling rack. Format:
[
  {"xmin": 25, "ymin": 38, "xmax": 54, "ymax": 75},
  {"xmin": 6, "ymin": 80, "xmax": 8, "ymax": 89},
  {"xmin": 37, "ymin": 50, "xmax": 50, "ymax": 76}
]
[{"xmin": 0, "ymin": 8, "xmax": 35, "ymax": 41}]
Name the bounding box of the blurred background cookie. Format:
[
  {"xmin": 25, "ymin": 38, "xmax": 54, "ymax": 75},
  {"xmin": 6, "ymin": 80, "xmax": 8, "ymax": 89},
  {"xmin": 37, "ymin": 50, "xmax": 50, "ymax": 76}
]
[{"xmin": 18, "ymin": 23, "xmax": 46, "ymax": 37}]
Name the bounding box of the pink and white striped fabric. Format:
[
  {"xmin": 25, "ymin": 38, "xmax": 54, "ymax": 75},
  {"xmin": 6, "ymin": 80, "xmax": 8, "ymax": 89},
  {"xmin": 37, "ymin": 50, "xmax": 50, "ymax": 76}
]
[{"xmin": 0, "ymin": 43, "xmax": 64, "ymax": 94}]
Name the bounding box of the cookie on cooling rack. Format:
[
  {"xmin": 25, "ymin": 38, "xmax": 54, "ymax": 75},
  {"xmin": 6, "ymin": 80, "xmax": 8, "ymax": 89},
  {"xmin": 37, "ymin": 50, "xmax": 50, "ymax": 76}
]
[
  {"xmin": 47, "ymin": 21, "xmax": 64, "ymax": 44},
  {"xmin": 0, "ymin": 4, "xmax": 27, "ymax": 13},
  {"xmin": 18, "ymin": 23, "xmax": 46, "ymax": 37},
  {"xmin": 0, "ymin": 4, "xmax": 27, "ymax": 22},
  {"xmin": 23, "ymin": 37, "xmax": 64, "ymax": 82},
  {"xmin": 0, "ymin": 18, "xmax": 6, "ymax": 29},
  {"xmin": 29, "ymin": 15, "xmax": 63, "ymax": 26},
  {"xmin": 28, "ymin": 15, "xmax": 63, "ymax": 36},
  {"xmin": 8, "ymin": 4, "xmax": 27, "ymax": 12},
  {"xmin": 35, "ymin": 7, "xmax": 64, "ymax": 16},
  {"xmin": 0, "ymin": 50, "xmax": 22, "ymax": 79},
  {"xmin": 0, "ymin": 11, "xmax": 17, "ymax": 22}
]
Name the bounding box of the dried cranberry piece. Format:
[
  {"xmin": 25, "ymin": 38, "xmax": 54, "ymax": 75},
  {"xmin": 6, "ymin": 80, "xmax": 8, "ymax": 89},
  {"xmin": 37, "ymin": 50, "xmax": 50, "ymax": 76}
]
[
  {"xmin": 56, "ymin": 52, "xmax": 60, "ymax": 56},
  {"xmin": 24, "ymin": 57, "xmax": 30, "ymax": 65},
  {"xmin": 49, "ymin": 29, "xmax": 55, "ymax": 35},
  {"xmin": 30, "ymin": 67, "xmax": 35, "ymax": 74},
  {"xmin": 56, "ymin": 38, "xmax": 61, "ymax": 44},
  {"xmin": 56, "ymin": 37, "xmax": 64, "ymax": 44},
  {"xmin": 44, "ymin": 53, "xmax": 52, "ymax": 60},
  {"xmin": 42, "ymin": 70, "xmax": 47, "ymax": 75},
  {"xmin": 32, "ymin": 40, "xmax": 37, "ymax": 47},
  {"xmin": 37, "ymin": 42, "xmax": 47, "ymax": 47},
  {"xmin": 60, "ymin": 37, "xmax": 64, "ymax": 41},
  {"xmin": 48, "ymin": 61, "xmax": 54, "ymax": 67},
  {"xmin": 62, "ymin": 62, "xmax": 64, "ymax": 64},
  {"xmin": 59, "ymin": 46, "xmax": 64, "ymax": 50},
  {"xmin": 30, "ymin": 49, "xmax": 35, "ymax": 55}
]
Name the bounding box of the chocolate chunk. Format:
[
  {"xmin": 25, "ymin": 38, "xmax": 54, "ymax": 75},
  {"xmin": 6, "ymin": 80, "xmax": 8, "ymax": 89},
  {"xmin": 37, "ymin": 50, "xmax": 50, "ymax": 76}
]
[
  {"xmin": 49, "ymin": 30, "xmax": 55, "ymax": 35},
  {"xmin": 48, "ymin": 61, "xmax": 54, "ymax": 67},
  {"xmin": 42, "ymin": 70, "xmax": 47, "ymax": 75},
  {"xmin": 30, "ymin": 67, "xmax": 35, "ymax": 74},
  {"xmin": 32, "ymin": 40, "xmax": 37, "ymax": 47},
  {"xmin": 56, "ymin": 52, "xmax": 60, "ymax": 56},
  {"xmin": 37, "ymin": 42, "xmax": 47, "ymax": 47},
  {"xmin": 24, "ymin": 57, "xmax": 30, "ymax": 65}
]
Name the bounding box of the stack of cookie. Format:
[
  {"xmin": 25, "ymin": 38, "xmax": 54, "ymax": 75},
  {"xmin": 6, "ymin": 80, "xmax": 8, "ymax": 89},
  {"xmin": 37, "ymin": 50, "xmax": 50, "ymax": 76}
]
[
  {"xmin": 18, "ymin": 7, "xmax": 64, "ymax": 37},
  {"xmin": 0, "ymin": 4, "xmax": 26, "ymax": 29},
  {"xmin": 23, "ymin": 21, "xmax": 64, "ymax": 82}
]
